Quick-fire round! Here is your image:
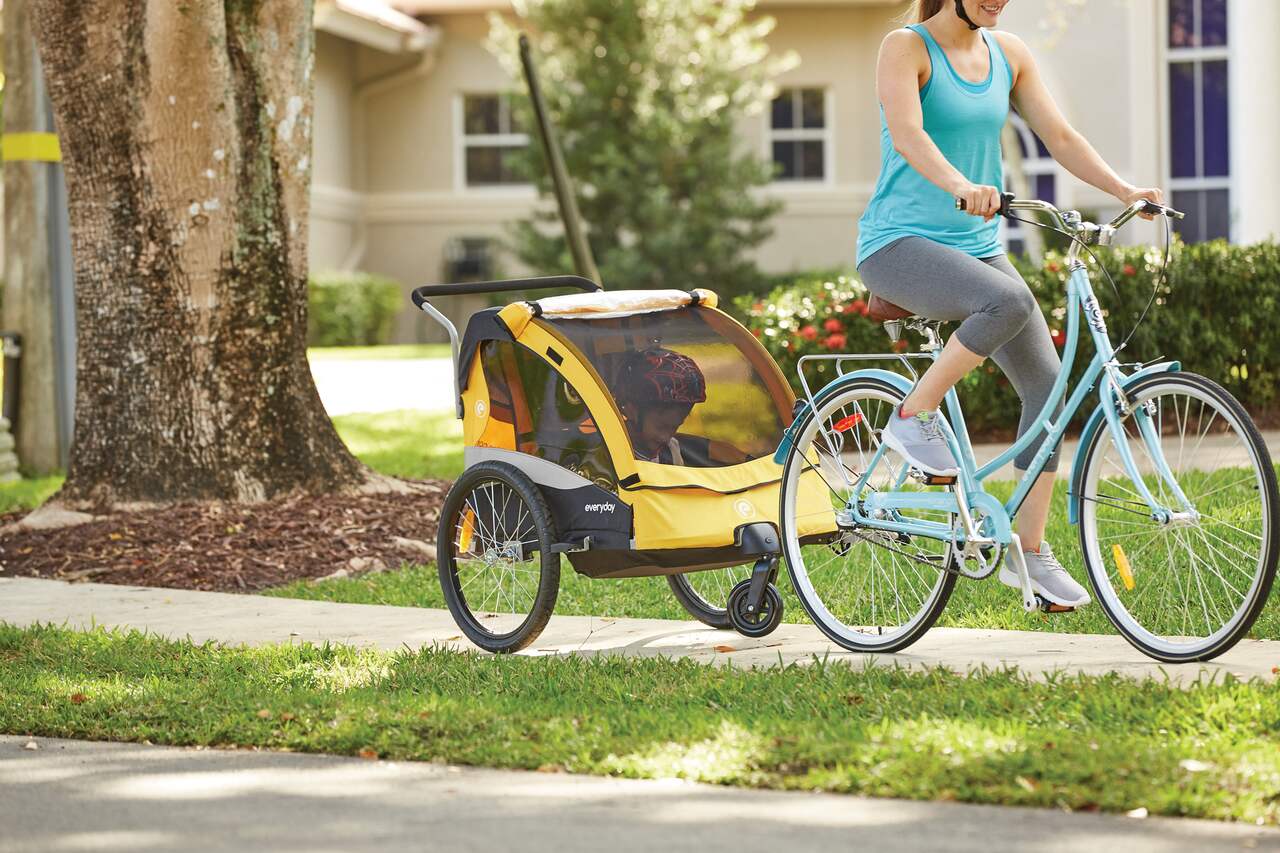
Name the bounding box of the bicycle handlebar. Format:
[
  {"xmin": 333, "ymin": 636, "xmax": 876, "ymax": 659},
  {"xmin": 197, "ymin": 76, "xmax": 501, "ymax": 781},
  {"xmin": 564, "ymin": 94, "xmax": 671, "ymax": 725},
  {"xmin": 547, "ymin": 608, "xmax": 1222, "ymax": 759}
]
[{"xmin": 954, "ymin": 192, "xmax": 1184, "ymax": 230}]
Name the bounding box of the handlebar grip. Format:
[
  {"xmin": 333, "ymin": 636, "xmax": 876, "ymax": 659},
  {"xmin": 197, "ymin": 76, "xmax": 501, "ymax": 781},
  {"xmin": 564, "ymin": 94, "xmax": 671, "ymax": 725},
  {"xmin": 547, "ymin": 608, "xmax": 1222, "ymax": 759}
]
[
  {"xmin": 1140, "ymin": 200, "xmax": 1185, "ymax": 220},
  {"xmin": 954, "ymin": 191, "xmax": 1015, "ymax": 218}
]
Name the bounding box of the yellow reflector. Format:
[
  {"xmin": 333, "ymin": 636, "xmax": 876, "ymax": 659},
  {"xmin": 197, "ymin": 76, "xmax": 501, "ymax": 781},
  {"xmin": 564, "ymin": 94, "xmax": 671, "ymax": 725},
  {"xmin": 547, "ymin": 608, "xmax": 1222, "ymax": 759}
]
[
  {"xmin": 459, "ymin": 508, "xmax": 476, "ymax": 553},
  {"xmin": 1113, "ymin": 543, "xmax": 1135, "ymax": 591}
]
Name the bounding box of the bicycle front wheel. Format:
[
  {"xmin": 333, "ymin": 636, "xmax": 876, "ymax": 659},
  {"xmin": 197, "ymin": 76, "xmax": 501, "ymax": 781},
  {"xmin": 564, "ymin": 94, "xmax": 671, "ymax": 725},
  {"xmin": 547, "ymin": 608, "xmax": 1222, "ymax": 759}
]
[
  {"xmin": 1077, "ymin": 372, "xmax": 1279, "ymax": 662},
  {"xmin": 779, "ymin": 379, "xmax": 956, "ymax": 653}
]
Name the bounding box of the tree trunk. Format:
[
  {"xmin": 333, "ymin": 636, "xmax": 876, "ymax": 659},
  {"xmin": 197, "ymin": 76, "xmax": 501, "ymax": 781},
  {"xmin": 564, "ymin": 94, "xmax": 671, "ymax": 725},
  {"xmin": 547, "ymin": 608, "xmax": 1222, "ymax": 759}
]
[{"xmin": 31, "ymin": 0, "xmax": 373, "ymax": 507}]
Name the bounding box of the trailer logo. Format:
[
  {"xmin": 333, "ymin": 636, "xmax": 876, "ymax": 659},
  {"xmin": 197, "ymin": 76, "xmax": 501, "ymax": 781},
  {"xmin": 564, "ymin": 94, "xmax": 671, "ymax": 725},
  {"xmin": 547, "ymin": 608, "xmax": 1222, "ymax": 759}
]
[
  {"xmin": 584, "ymin": 502, "xmax": 616, "ymax": 514},
  {"xmin": 734, "ymin": 499, "xmax": 756, "ymax": 519},
  {"xmin": 474, "ymin": 400, "xmax": 487, "ymax": 417}
]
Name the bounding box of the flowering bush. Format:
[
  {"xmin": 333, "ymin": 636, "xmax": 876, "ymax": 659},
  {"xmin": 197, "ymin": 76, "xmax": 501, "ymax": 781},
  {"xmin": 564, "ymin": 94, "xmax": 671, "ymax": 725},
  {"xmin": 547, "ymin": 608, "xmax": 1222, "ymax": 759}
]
[{"xmin": 735, "ymin": 238, "xmax": 1280, "ymax": 437}]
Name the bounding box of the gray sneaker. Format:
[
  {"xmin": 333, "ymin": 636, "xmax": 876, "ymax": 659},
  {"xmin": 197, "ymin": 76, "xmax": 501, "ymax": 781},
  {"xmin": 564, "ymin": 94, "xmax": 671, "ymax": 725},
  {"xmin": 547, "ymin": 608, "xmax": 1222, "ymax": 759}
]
[
  {"xmin": 999, "ymin": 540, "xmax": 1091, "ymax": 608},
  {"xmin": 880, "ymin": 407, "xmax": 960, "ymax": 477}
]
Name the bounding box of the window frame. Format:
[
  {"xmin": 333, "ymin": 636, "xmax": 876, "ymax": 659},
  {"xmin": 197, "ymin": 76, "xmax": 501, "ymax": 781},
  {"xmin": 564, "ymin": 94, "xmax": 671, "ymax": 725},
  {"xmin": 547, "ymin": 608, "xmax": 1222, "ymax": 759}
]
[
  {"xmin": 766, "ymin": 86, "xmax": 835, "ymax": 187},
  {"xmin": 453, "ymin": 92, "xmax": 534, "ymax": 194},
  {"xmin": 1161, "ymin": 0, "xmax": 1234, "ymax": 242},
  {"xmin": 1000, "ymin": 113, "xmax": 1059, "ymax": 254}
]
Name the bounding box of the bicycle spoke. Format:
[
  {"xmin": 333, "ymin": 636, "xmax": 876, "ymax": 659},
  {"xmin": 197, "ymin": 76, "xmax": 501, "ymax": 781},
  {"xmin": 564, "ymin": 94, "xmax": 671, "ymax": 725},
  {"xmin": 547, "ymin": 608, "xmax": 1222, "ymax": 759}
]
[{"xmin": 1082, "ymin": 381, "xmax": 1274, "ymax": 658}]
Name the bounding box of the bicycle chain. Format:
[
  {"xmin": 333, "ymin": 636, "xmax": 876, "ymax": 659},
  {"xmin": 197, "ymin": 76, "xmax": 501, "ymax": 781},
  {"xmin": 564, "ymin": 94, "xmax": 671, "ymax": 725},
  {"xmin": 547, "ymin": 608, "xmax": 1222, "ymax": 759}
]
[
  {"xmin": 845, "ymin": 528, "xmax": 997, "ymax": 580},
  {"xmin": 845, "ymin": 528, "xmax": 963, "ymax": 575}
]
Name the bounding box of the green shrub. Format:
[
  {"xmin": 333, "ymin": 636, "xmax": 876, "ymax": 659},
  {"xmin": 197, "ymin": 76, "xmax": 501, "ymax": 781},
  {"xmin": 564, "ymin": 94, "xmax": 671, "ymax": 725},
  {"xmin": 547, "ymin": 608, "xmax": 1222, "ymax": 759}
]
[
  {"xmin": 307, "ymin": 271, "xmax": 404, "ymax": 347},
  {"xmin": 734, "ymin": 239, "xmax": 1280, "ymax": 437}
]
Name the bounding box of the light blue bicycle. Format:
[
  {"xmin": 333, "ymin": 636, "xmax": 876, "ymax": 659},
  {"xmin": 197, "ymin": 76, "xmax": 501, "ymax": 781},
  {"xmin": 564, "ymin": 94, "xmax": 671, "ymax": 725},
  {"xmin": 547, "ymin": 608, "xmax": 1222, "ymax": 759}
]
[{"xmin": 776, "ymin": 194, "xmax": 1279, "ymax": 662}]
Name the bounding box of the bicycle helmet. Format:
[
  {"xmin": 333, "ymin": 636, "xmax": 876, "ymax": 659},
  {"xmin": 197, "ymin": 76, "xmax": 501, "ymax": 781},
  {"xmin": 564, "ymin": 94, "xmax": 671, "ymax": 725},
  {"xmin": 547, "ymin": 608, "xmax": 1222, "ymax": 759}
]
[{"xmin": 618, "ymin": 347, "xmax": 707, "ymax": 406}]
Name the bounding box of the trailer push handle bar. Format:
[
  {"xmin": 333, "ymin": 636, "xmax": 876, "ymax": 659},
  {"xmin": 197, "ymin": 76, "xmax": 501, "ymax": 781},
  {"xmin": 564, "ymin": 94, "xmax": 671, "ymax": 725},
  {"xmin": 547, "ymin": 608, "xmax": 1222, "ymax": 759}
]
[
  {"xmin": 410, "ymin": 274, "xmax": 601, "ymax": 309},
  {"xmin": 411, "ymin": 275, "xmax": 603, "ymax": 419}
]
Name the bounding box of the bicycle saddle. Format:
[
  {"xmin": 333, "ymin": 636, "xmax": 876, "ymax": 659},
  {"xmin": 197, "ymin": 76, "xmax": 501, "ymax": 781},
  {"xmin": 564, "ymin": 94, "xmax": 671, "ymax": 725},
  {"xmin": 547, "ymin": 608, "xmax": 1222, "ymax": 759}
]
[{"xmin": 866, "ymin": 294, "xmax": 914, "ymax": 322}]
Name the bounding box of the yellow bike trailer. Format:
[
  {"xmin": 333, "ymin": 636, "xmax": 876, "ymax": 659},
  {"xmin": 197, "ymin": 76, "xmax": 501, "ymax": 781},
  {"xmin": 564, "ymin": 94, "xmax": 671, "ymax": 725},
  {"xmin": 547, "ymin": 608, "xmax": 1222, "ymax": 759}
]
[{"xmin": 413, "ymin": 275, "xmax": 833, "ymax": 652}]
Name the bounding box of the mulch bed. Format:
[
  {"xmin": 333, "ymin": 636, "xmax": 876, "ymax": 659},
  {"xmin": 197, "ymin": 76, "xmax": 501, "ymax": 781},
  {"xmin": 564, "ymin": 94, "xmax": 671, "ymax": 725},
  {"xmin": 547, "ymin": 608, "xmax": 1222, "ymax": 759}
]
[{"xmin": 0, "ymin": 482, "xmax": 448, "ymax": 592}]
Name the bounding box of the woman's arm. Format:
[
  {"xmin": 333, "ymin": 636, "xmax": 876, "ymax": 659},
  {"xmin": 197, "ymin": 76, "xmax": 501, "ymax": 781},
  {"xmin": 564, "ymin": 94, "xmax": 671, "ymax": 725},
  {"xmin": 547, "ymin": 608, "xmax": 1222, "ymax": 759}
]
[
  {"xmin": 877, "ymin": 29, "xmax": 1003, "ymax": 219},
  {"xmin": 996, "ymin": 31, "xmax": 1164, "ymax": 213}
]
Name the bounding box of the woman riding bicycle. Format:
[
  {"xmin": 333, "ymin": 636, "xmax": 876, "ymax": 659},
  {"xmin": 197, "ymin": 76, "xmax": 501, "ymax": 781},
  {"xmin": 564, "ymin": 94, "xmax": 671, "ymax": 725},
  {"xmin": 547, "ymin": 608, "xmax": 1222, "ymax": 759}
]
[{"xmin": 858, "ymin": 0, "xmax": 1164, "ymax": 610}]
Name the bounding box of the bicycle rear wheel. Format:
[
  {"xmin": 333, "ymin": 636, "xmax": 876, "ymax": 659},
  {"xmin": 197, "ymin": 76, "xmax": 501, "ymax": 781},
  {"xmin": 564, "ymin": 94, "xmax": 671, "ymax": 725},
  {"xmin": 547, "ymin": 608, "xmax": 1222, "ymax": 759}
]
[
  {"xmin": 1077, "ymin": 372, "xmax": 1279, "ymax": 662},
  {"xmin": 779, "ymin": 379, "xmax": 956, "ymax": 653}
]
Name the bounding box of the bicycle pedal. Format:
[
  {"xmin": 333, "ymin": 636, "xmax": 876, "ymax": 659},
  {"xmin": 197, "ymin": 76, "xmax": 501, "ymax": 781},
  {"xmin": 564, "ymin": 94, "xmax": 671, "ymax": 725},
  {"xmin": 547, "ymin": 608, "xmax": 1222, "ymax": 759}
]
[
  {"xmin": 907, "ymin": 467, "xmax": 957, "ymax": 486},
  {"xmin": 1035, "ymin": 594, "xmax": 1075, "ymax": 614}
]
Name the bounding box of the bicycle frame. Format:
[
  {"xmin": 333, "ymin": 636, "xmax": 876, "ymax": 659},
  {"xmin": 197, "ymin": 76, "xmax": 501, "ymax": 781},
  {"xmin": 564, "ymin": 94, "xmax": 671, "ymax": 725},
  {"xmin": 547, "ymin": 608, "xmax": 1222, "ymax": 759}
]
[{"xmin": 806, "ymin": 203, "xmax": 1195, "ymax": 555}]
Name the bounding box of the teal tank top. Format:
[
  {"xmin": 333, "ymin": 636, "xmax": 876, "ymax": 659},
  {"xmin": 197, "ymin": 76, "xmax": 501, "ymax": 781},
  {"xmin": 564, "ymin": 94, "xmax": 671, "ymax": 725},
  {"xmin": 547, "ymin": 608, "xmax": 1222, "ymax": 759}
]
[{"xmin": 856, "ymin": 24, "xmax": 1013, "ymax": 267}]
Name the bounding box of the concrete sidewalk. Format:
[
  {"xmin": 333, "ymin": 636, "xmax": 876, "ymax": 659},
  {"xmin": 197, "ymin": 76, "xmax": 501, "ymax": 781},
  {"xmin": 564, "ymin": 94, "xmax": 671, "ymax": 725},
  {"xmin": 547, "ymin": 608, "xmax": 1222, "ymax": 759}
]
[
  {"xmin": 310, "ymin": 357, "xmax": 454, "ymax": 416},
  {"xmin": 3, "ymin": 735, "xmax": 1274, "ymax": 853},
  {"xmin": 2, "ymin": 577, "xmax": 1277, "ymax": 684}
]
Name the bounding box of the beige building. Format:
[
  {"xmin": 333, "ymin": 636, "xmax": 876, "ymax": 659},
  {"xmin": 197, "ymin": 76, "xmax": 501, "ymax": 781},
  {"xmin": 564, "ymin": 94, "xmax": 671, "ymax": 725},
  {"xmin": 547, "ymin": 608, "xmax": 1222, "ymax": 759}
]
[{"xmin": 311, "ymin": 0, "xmax": 1280, "ymax": 342}]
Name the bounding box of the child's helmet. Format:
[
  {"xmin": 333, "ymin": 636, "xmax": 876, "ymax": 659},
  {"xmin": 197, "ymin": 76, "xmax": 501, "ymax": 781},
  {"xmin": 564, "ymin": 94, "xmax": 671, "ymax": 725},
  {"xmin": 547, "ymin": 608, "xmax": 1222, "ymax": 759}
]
[{"xmin": 618, "ymin": 347, "xmax": 707, "ymax": 405}]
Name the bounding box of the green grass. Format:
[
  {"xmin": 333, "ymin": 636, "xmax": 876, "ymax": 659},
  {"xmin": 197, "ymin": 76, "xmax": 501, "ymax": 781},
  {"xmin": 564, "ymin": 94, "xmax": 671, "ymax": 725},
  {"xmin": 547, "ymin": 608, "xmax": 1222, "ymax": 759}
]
[
  {"xmin": 308, "ymin": 344, "xmax": 452, "ymax": 361},
  {"xmin": 0, "ymin": 475, "xmax": 64, "ymax": 514},
  {"xmin": 331, "ymin": 409, "xmax": 463, "ymax": 480},
  {"xmin": 4, "ymin": 623, "xmax": 1279, "ymax": 824},
  {"xmin": 267, "ymin": 471, "xmax": 1280, "ymax": 641}
]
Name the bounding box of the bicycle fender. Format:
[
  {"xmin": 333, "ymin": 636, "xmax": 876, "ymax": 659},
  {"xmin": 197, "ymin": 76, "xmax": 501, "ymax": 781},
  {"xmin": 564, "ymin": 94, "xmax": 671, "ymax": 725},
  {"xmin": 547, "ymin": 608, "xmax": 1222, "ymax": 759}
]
[
  {"xmin": 1067, "ymin": 360, "xmax": 1181, "ymax": 524},
  {"xmin": 773, "ymin": 369, "xmax": 912, "ymax": 464}
]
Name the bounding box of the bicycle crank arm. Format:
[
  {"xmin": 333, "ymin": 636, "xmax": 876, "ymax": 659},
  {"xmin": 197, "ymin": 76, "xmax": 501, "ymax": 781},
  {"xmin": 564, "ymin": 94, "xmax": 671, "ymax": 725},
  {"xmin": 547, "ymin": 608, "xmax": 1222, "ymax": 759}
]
[{"xmin": 1006, "ymin": 532, "xmax": 1039, "ymax": 613}]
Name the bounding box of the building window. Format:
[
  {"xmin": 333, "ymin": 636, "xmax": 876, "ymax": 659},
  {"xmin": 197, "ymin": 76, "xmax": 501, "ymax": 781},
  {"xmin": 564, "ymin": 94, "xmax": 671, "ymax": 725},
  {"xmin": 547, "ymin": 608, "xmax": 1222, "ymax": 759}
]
[
  {"xmin": 1001, "ymin": 113, "xmax": 1057, "ymax": 256},
  {"xmin": 1167, "ymin": 0, "xmax": 1230, "ymax": 242},
  {"xmin": 770, "ymin": 88, "xmax": 829, "ymax": 182},
  {"xmin": 460, "ymin": 94, "xmax": 529, "ymax": 188}
]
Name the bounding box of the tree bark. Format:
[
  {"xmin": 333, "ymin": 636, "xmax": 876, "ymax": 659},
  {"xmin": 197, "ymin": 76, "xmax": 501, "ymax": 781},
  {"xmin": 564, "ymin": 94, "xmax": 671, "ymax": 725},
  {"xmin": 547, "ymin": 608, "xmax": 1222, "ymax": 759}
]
[{"xmin": 31, "ymin": 0, "xmax": 373, "ymax": 507}]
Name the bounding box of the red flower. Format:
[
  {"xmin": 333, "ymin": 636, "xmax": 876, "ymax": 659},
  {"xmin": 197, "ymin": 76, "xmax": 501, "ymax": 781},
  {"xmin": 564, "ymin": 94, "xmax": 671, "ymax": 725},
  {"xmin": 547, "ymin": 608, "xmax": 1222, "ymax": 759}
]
[
  {"xmin": 799, "ymin": 325, "xmax": 818, "ymax": 341},
  {"xmin": 1050, "ymin": 328, "xmax": 1066, "ymax": 348},
  {"xmin": 751, "ymin": 327, "xmax": 762, "ymax": 339},
  {"xmin": 823, "ymin": 333, "xmax": 847, "ymax": 351},
  {"xmin": 852, "ymin": 299, "xmax": 868, "ymax": 316},
  {"xmin": 823, "ymin": 318, "xmax": 843, "ymax": 333},
  {"xmin": 1046, "ymin": 261, "xmax": 1062, "ymax": 274},
  {"xmin": 892, "ymin": 339, "xmax": 908, "ymax": 353},
  {"xmin": 1122, "ymin": 264, "xmax": 1138, "ymax": 277}
]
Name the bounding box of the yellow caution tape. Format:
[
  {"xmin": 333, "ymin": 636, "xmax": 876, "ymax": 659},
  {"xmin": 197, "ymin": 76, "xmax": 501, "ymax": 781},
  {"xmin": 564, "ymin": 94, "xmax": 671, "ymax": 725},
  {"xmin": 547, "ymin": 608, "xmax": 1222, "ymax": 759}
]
[
  {"xmin": 2, "ymin": 132, "xmax": 62, "ymax": 163},
  {"xmin": 1113, "ymin": 543, "xmax": 1135, "ymax": 591}
]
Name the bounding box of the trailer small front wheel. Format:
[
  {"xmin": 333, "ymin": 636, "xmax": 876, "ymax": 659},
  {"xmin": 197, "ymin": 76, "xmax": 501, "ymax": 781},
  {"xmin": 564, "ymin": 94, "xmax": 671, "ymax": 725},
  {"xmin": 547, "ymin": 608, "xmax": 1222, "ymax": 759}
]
[
  {"xmin": 437, "ymin": 461, "xmax": 559, "ymax": 653},
  {"xmin": 726, "ymin": 580, "xmax": 783, "ymax": 638},
  {"xmin": 667, "ymin": 566, "xmax": 752, "ymax": 629}
]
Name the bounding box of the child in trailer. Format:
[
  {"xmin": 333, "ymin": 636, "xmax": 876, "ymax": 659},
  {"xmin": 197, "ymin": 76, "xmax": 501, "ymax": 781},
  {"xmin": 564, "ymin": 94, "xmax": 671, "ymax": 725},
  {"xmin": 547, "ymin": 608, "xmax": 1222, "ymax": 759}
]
[{"xmin": 615, "ymin": 347, "xmax": 707, "ymax": 465}]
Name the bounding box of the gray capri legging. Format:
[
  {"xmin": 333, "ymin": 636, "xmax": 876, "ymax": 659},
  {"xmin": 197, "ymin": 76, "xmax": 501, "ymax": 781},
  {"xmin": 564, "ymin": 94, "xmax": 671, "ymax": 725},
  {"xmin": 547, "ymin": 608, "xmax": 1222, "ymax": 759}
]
[{"xmin": 858, "ymin": 236, "xmax": 1063, "ymax": 472}]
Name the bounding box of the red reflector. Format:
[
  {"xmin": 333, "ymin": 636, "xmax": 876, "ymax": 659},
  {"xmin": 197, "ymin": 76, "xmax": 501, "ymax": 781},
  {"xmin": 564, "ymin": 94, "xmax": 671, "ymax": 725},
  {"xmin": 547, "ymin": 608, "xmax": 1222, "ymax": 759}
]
[{"xmin": 832, "ymin": 413, "xmax": 863, "ymax": 432}]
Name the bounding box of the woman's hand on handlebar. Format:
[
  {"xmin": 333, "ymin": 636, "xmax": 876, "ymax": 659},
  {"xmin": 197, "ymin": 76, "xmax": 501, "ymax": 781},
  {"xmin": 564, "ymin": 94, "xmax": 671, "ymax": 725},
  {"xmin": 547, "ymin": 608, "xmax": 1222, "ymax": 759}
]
[
  {"xmin": 1120, "ymin": 185, "xmax": 1166, "ymax": 221},
  {"xmin": 953, "ymin": 183, "xmax": 1002, "ymax": 221}
]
